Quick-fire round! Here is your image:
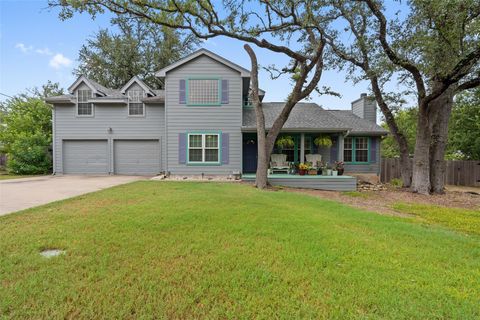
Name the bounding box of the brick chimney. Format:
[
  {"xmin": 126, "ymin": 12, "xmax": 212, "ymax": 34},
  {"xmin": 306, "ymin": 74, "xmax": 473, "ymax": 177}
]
[{"xmin": 351, "ymin": 93, "xmax": 377, "ymax": 123}]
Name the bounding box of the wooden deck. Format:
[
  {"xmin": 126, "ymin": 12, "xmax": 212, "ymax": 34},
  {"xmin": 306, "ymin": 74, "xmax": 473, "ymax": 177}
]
[{"xmin": 242, "ymin": 174, "xmax": 357, "ymax": 191}]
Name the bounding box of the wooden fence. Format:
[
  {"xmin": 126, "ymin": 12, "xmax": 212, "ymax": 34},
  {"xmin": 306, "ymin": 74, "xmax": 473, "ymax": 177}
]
[{"xmin": 381, "ymin": 158, "xmax": 480, "ymax": 187}]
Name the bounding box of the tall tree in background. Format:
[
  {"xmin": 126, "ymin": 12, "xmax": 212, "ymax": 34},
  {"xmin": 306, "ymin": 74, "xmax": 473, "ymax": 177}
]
[
  {"xmin": 50, "ymin": 0, "xmax": 331, "ymax": 189},
  {"xmin": 0, "ymin": 82, "xmax": 63, "ymax": 174},
  {"xmin": 362, "ymin": 0, "xmax": 480, "ymax": 194},
  {"xmin": 74, "ymin": 16, "xmax": 198, "ymax": 89}
]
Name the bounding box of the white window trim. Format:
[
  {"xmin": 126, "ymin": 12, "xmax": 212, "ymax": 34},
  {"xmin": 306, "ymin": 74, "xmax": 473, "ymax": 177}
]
[
  {"xmin": 187, "ymin": 133, "xmax": 220, "ymax": 164},
  {"xmin": 127, "ymin": 90, "xmax": 145, "ymax": 117},
  {"xmin": 76, "ymin": 90, "xmax": 94, "ymax": 117}
]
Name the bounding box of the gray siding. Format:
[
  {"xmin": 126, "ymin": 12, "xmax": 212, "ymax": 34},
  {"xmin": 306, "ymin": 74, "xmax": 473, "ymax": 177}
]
[
  {"xmin": 351, "ymin": 96, "xmax": 377, "ymax": 123},
  {"xmin": 53, "ymin": 102, "xmax": 165, "ymax": 174},
  {"xmin": 344, "ymin": 136, "xmax": 381, "ymax": 174},
  {"xmin": 165, "ymin": 55, "xmax": 242, "ymax": 175}
]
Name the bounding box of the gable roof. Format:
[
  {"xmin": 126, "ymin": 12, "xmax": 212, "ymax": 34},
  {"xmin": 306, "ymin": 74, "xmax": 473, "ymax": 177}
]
[
  {"xmin": 155, "ymin": 48, "xmax": 251, "ymax": 77},
  {"xmin": 242, "ymin": 102, "xmax": 388, "ymax": 135},
  {"xmin": 120, "ymin": 76, "xmax": 155, "ymax": 96},
  {"xmin": 68, "ymin": 75, "xmax": 111, "ymax": 96}
]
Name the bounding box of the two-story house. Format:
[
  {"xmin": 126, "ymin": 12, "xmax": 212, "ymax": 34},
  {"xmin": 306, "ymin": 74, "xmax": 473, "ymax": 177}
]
[{"xmin": 46, "ymin": 49, "xmax": 387, "ymax": 179}]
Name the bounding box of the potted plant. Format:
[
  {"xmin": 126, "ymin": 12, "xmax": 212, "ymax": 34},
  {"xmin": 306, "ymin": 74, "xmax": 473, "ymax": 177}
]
[
  {"xmin": 317, "ymin": 161, "xmax": 324, "ymax": 175},
  {"xmin": 308, "ymin": 164, "xmax": 317, "ymax": 175},
  {"xmin": 321, "ymin": 162, "xmax": 328, "ymax": 176},
  {"xmin": 314, "ymin": 135, "xmax": 332, "ymax": 148},
  {"xmin": 275, "ymin": 135, "xmax": 295, "ymax": 151},
  {"xmin": 326, "ymin": 164, "xmax": 332, "ymax": 176},
  {"xmin": 298, "ymin": 163, "xmax": 308, "ymax": 176},
  {"xmin": 335, "ymin": 161, "xmax": 344, "ymax": 176}
]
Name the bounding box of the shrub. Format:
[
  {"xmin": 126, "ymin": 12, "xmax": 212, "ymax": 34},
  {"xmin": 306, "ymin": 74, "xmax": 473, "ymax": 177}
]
[
  {"xmin": 390, "ymin": 178, "xmax": 403, "ymax": 188},
  {"xmin": 7, "ymin": 134, "xmax": 52, "ymax": 174}
]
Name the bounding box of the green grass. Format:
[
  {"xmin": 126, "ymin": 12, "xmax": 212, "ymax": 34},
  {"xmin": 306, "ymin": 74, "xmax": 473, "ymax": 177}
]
[
  {"xmin": 0, "ymin": 171, "xmax": 41, "ymax": 180},
  {"xmin": 1, "ymin": 182, "xmax": 479, "ymax": 319},
  {"xmin": 393, "ymin": 203, "xmax": 480, "ymax": 236}
]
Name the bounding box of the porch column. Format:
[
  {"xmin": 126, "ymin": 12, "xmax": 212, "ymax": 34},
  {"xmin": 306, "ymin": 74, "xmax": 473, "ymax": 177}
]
[
  {"xmin": 338, "ymin": 134, "xmax": 344, "ymax": 162},
  {"xmin": 300, "ymin": 133, "xmax": 305, "ymax": 163}
]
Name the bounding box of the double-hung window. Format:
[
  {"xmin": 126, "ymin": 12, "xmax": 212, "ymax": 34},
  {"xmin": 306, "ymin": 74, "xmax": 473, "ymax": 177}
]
[
  {"xmin": 188, "ymin": 79, "xmax": 220, "ymax": 105},
  {"xmin": 128, "ymin": 90, "xmax": 144, "ymax": 116},
  {"xmin": 77, "ymin": 89, "xmax": 93, "ymax": 116},
  {"xmin": 344, "ymin": 137, "xmax": 369, "ymax": 163},
  {"xmin": 188, "ymin": 133, "xmax": 220, "ymax": 163}
]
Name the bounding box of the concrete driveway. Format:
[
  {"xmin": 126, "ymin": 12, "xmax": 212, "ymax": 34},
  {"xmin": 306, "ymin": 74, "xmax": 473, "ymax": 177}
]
[{"xmin": 0, "ymin": 175, "xmax": 146, "ymax": 216}]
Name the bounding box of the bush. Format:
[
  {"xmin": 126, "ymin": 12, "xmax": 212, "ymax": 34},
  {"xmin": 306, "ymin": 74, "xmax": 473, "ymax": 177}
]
[
  {"xmin": 7, "ymin": 134, "xmax": 52, "ymax": 174},
  {"xmin": 390, "ymin": 178, "xmax": 403, "ymax": 188}
]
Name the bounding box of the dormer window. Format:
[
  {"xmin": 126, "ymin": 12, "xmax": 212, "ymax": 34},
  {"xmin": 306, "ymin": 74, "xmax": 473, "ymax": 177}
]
[
  {"xmin": 128, "ymin": 90, "xmax": 145, "ymax": 116},
  {"xmin": 77, "ymin": 89, "xmax": 93, "ymax": 116}
]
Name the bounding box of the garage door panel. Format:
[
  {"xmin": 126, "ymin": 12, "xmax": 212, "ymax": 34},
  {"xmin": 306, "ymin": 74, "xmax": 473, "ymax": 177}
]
[
  {"xmin": 63, "ymin": 140, "xmax": 108, "ymax": 174},
  {"xmin": 114, "ymin": 140, "xmax": 160, "ymax": 175}
]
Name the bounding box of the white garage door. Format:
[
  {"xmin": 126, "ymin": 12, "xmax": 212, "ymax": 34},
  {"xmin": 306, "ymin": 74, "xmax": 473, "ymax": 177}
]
[
  {"xmin": 114, "ymin": 140, "xmax": 160, "ymax": 175},
  {"xmin": 63, "ymin": 140, "xmax": 109, "ymax": 174}
]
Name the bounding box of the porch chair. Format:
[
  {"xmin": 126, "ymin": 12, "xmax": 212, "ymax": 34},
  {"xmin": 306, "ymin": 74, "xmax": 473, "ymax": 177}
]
[
  {"xmin": 270, "ymin": 154, "xmax": 290, "ymax": 174},
  {"xmin": 305, "ymin": 154, "xmax": 323, "ymax": 170}
]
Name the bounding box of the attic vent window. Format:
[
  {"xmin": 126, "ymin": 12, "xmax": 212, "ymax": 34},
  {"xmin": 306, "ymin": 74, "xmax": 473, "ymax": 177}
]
[
  {"xmin": 188, "ymin": 79, "xmax": 220, "ymax": 105},
  {"xmin": 128, "ymin": 90, "xmax": 144, "ymax": 116}
]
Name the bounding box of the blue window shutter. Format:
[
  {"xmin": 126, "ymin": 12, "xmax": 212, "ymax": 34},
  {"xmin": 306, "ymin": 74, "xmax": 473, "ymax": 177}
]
[
  {"xmin": 370, "ymin": 137, "xmax": 377, "ymax": 163},
  {"xmin": 221, "ymin": 79, "xmax": 229, "ymax": 104},
  {"xmin": 179, "ymin": 79, "xmax": 186, "ymax": 104},
  {"xmin": 178, "ymin": 133, "xmax": 186, "ymax": 164},
  {"xmin": 330, "ymin": 136, "xmax": 338, "ymax": 163},
  {"xmin": 222, "ymin": 133, "xmax": 229, "ymax": 164}
]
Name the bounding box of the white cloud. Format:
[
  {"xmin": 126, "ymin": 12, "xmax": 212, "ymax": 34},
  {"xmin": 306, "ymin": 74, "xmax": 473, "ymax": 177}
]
[
  {"xmin": 49, "ymin": 53, "xmax": 72, "ymax": 69},
  {"xmin": 15, "ymin": 43, "xmax": 33, "ymax": 53},
  {"xmin": 35, "ymin": 47, "xmax": 53, "ymax": 55}
]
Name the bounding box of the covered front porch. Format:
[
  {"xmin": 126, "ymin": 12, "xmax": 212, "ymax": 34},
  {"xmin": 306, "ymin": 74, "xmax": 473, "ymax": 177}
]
[{"xmin": 242, "ymin": 173, "xmax": 357, "ymax": 191}]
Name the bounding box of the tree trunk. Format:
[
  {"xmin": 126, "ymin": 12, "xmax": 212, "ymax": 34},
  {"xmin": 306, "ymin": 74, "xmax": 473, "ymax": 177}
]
[
  {"xmin": 411, "ymin": 105, "xmax": 432, "ymax": 194},
  {"xmin": 428, "ymin": 85, "xmax": 456, "ymax": 194},
  {"xmin": 244, "ymin": 44, "xmax": 269, "ymax": 189},
  {"xmin": 370, "ymin": 76, "xmax": 412, "ymax": 187}
]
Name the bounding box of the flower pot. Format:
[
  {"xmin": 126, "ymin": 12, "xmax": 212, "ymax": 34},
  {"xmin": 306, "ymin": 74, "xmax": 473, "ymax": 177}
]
[
  {"xmin": 299, "ymin": 169, "xmax": 306, "ymax": 176},
  {"xmin": 337, "ymin": 168, "xmax": 344, "ymax": 176},
  {"xmin": 317, "ymin": 169, "xmax": 322, "ymax": 175},
  {"xmin": 332, "ymin": 170, "xmax": 338, "ymax": 176},
  {"xmin": 308, "ymin": 169, "xmax": 317, "ymax": 175},
  {"xmin": 322, "ymin": 169, "xmax": 328, "ymax": 176},
  {"xmin": 327, "ymin": 169, "xmax": 332, "ymax": 176}
]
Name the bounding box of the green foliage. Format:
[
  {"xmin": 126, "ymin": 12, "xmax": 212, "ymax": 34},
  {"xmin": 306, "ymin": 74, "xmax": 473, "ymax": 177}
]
[
  {"xmin": 390, "ymin": 178, "xmax": 403, "ymax": 188},
  {"xmin": 447, "ymin": 89, "xmax": 480, "ymax": 160},
  {"xmin": 75, "ymin": 16, "xmax": 198, "ymax": 89},
  {"xmin": 7, "ymin": 134, "xmax": 52, "ymax": 174},
  {"xmin": 313, "ymin": 135, "xmax": 332, "ymax": 148},
  {"xmin": 0, "ymin": 83, "xmax": 62, "ymax": 174},
  {"xmin": 275, "ymin": 135, "xmax": 295, "ymax": 149},
  {"xmin": 381, "ymin": 108, "xmax": 418, "ymax": 158},
  {"xmin": 382, "ymin": 90, "xmax": 480, "ymax": 160}
]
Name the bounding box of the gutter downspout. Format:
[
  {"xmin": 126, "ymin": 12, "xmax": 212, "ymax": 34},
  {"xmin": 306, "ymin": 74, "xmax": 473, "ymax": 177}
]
[{"xmin": 52, "ymin": 105, "xmax": 56, "ymax": 175}]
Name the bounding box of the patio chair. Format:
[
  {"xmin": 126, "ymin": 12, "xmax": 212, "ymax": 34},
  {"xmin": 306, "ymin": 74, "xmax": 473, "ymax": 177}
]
[
  {"xmin": 270, "ymin": 154, "xmax": 290, "ymax": 174},
  {"xmin": 305, "ymin": 154, "xmax": 323, "ymax": 169}
]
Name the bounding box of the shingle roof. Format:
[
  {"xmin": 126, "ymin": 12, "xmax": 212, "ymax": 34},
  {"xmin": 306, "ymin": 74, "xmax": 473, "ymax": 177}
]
[
  {"xmin": 328, "ymin": 110, "xmax": 388, "ymax": 134},
  {"xmin": 44, "ymin": 94, "xmax": 75, "ymax": 104},
  {"xmin": 242, "ymin": 102, "xmax": 388, "ymax": 135},
  {"xmin": 242, "ymin": 102, "xmax": 350, "ymax": 131}
]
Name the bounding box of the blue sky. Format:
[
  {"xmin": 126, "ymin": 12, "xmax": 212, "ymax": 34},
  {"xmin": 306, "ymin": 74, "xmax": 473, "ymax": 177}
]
[{"xmin": 0, "ymin": 0, "xmax": 403, "ymax": 110}]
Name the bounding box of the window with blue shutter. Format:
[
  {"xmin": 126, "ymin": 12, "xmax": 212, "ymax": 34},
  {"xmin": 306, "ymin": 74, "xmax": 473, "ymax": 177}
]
[
  {"xmin": 221, "ymin": 79, "xmax": 229, "ymax": 104},
  {"xmin": 179, "ymin": 79, "xmax": 186, "ymax": 104},
  {"xmin": 221, "ymin": 133, "xmax": 229, "ymax": 164},
  {"xmin": 178, "ymin": 133, "xmax": 186, "ymax": 164}
]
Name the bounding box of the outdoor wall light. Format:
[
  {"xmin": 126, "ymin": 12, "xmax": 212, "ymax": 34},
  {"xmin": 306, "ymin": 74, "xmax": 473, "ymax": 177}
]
[{"xmin": 107, "ymin": 127, "xmax": 113, "ymax": 133}]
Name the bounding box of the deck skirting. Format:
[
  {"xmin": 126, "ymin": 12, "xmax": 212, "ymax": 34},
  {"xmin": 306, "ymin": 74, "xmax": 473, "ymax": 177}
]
[{"xmin": 242, "ymin": 174, "xmax": 357, "ymax": 191}]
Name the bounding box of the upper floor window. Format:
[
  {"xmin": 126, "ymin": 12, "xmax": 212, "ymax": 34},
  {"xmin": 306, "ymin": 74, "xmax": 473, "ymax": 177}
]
[
  {"xmin": 188, "ymin": 79, "xmax": 219, "ymax": 105},
  {"xmin": 128, "ymin": 90, "xmax": 144, "ymax": 116},
  {"xmin": 344, "ymin": 137, "xmax": 369, "ymax": 163},
  {"xmin": 77, "ymin": 89, "xmax": 93, "ymax": 116}
]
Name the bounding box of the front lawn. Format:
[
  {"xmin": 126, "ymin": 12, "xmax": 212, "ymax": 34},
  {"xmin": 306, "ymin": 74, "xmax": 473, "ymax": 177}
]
[{"xmin": 1, "ymin": 182, "xmax": 479, "ymax": 319}]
